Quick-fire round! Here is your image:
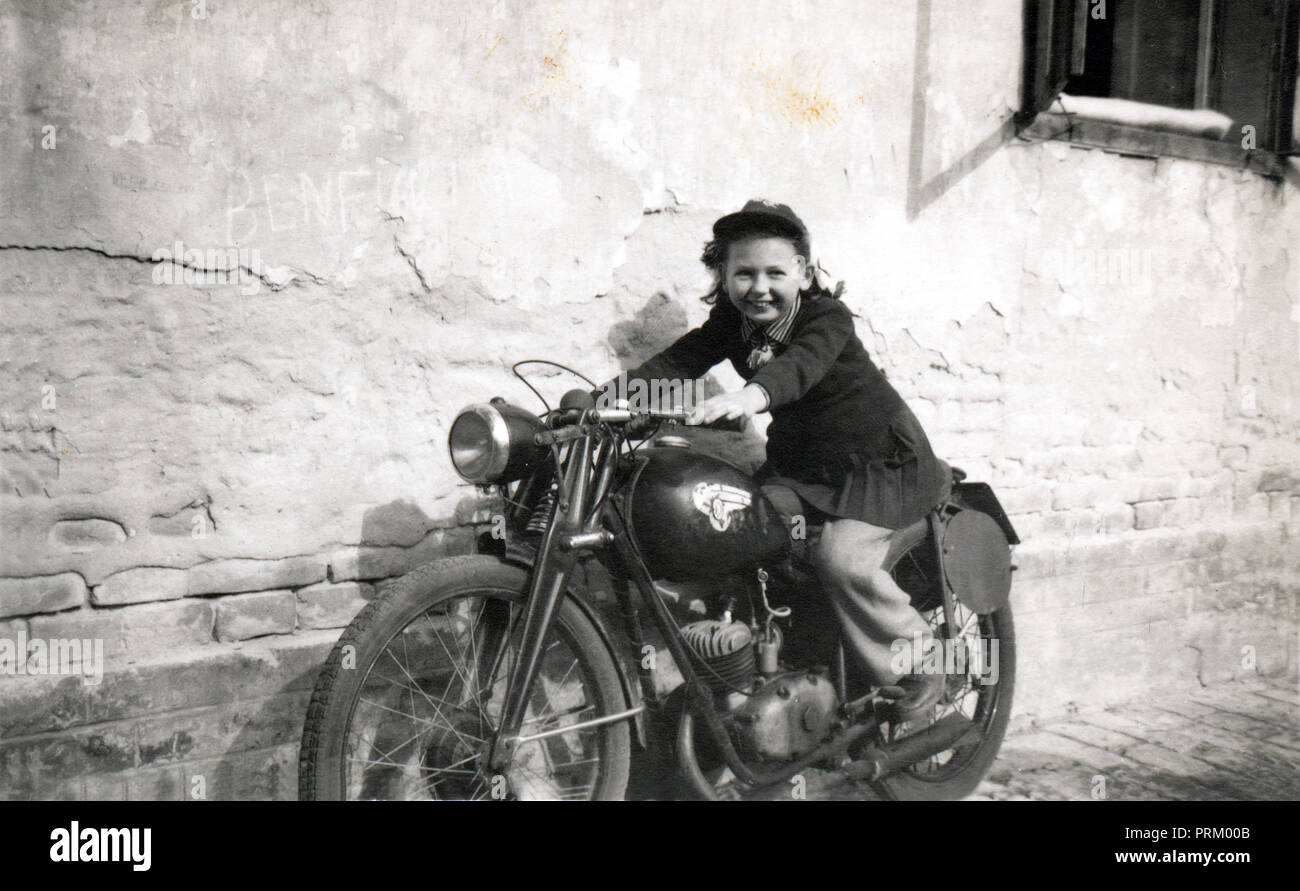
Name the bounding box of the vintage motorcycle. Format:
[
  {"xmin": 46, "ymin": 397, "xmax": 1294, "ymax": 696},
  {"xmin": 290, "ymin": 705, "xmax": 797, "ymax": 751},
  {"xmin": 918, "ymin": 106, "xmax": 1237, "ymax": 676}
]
[{"xmin": 299, "ymin": 362, "xmax": 1019, "ymax": 801}]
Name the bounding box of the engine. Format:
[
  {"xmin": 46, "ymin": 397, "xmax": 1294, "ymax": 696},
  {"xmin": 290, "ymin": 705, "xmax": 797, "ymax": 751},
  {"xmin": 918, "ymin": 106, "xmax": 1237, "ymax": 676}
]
[{"xmin": 679, "ymin": 617, "xmax": 840, "ymax": 762}]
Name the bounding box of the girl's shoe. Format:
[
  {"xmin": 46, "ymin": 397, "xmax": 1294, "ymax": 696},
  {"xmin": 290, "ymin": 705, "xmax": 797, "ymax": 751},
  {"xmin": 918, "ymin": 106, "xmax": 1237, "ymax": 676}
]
[{"xmin": 883, "ymin": 672, "xmax": 944, "ymax": 723}]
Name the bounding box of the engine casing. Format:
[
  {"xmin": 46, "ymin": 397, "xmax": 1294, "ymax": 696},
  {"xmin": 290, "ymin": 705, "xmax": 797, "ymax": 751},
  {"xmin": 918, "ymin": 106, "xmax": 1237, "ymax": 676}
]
[{"xmin": 731, "ymin": 671, "xmax": 839, "ymax": 762}]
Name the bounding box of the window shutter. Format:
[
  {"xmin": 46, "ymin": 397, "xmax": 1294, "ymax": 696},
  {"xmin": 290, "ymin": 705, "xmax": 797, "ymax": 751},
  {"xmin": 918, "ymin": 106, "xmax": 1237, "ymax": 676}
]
[
  {"xmin": 1272, "ymin": 0, "xmax": 1299, "ymax": 154},
  {"xmin": 1020, "ymin": 0, "xmax": 1089, "ymax": 124}
]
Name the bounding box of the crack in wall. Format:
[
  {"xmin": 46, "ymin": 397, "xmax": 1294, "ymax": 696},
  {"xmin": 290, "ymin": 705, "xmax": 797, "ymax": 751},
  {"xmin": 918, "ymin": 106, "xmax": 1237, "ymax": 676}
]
[
  {"xmin": 0, "ymin": 243, "xmax": 317, "ymax": 292},
  {"xmin": 378, "ymin": 209, "xmax": 433, "ymax": 294}
]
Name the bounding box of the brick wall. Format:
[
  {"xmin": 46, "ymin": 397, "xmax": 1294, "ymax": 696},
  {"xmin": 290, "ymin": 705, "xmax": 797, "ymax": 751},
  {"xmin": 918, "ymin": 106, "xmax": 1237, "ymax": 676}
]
[{"xmin": 1, "ymin": 0, "xmax": 1296, "ymax": 799}]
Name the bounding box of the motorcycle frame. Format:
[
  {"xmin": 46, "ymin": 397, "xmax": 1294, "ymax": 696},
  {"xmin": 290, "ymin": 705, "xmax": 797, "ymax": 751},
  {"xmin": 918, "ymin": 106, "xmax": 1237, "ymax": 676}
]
[{"xmin": 485, "ymin": 421, "xmax": 891, "ymax": 788}]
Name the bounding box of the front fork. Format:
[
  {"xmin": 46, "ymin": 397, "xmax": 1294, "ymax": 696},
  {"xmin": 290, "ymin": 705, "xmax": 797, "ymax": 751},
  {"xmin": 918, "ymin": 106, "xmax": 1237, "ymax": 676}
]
[{"xmin": 485, "ymin": 434, "xmax": 591, "ymax": 771}]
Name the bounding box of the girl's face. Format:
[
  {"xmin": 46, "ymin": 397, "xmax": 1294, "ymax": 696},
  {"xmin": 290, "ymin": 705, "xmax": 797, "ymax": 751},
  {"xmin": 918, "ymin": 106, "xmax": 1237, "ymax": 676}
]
[{"xmin": 723, "ymin": 236, "xmax": 811, "ymax": 325}]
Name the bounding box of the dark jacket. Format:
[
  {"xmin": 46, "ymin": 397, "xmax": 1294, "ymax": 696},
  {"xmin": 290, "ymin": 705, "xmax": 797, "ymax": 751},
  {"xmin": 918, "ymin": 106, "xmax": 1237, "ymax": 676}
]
[{"xmin": 611, "ymin": 294, "xmax": 946, "ymax": 528}]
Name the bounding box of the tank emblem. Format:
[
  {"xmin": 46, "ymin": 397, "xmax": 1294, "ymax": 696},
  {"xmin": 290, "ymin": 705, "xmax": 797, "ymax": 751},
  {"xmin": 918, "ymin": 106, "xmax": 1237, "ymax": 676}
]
[{"xmin": 691, "ymin": 482, "xmax": 752, "ymax": 532}]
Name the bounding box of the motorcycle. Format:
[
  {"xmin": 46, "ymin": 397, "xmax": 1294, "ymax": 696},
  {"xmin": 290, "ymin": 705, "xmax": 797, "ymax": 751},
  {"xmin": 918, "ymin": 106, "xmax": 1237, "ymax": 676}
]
[{"xmin": 298, "ymin": 361, "xmax": 1020, "ymax": 801}]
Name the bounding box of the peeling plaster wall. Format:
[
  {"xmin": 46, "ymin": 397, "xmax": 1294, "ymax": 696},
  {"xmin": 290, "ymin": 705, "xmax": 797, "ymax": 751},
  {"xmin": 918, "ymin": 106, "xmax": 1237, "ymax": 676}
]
[{"xmin": 0, "ymin": 0, "xmax": 1296, "ymax": 799}]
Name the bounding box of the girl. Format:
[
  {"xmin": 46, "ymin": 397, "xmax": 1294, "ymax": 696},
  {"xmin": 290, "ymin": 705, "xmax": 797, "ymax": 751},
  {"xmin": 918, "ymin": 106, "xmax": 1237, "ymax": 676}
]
[{"xmin": 609, "ymin": 199, "xmax": 949, "ymax": 719}]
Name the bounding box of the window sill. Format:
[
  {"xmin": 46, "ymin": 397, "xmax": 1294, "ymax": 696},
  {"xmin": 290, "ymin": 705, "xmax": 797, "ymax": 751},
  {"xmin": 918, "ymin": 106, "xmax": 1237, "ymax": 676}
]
[{"xmin": 1020, "ymin": 109, "xmax": 1288, "ymax": 180}]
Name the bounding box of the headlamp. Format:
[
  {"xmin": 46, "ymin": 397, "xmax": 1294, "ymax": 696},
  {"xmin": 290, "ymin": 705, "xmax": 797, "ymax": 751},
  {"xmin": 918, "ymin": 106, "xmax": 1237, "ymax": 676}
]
[{"xmin": 448, "ymin": 400, "xmax": 543, "ymax": 485}]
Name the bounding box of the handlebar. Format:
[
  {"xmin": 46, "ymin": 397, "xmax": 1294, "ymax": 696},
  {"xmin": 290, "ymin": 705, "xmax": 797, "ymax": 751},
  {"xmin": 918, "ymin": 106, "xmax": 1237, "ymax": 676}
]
[
  {"xmin": 533, "ymin": 408, "xmax": 744, "ymax": 445},
  {"xmin": 588, "ymin": 408, "xmax": 691, "ymax": 424}
]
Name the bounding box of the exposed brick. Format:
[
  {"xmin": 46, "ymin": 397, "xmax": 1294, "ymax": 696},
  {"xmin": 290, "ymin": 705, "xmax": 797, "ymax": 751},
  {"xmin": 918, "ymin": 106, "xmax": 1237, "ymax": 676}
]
[
  {"xmin": 1098, "ymin": 502, "xmax": 1134, "ymax": 533},
  {"xmin": 1179, "ymin": 471, "xmax": 1234, "ymax": 498},
  {"xmin": 1050, "ymin": 479, "xmax": 1110, "ymax": 511},
  {"xmin": 1051, "ymin": 536, "xmax": 1132, "ymax": 575},
  {"xmin": 328, "ymin": 528, "xmax": 473, "ymax": 582},
  {"xmin": 1028, "ymin": 509, "xmax": 1101, "ymax": 539},
  {"xmin": 0, "ymin": 573, "xmax": 86, "ymax": 618},
  {"xmin": 188, "ymin": 555, "xmax": 326, "ymax": 596},
  {"xmin": 955, "ymin": 400, "xmax": 1003, "ymax": 432},
  {"xmin": 0, "ymin": 721, "xmax": 138, "ymax": 790},
  {"xmin": 296, "ymin": 581, "xmax": 372, "ymax": 630},
  {"xmin": 1013, "ymin": 573, "xmax": 1086, "ymax": 614},
  {"xmin": 148, "ymin": 502, "xmax": 212, "ymax": 537},
  {"xmin": 214, "ymin": 590, "xmax": 295, "ymax": 642},
  {"xmin": 133, "ymin": 692, "xmax": 308, "ymax": 767},
  {"xmin": 1258, "ymin": 467, "xmax": 1300, "ymax": 493},
  {"xmin": 80, "ymin": 635, "xmax": 334, "ymax": 728},
  {"xmin": 92, "ymin": 567, "xmax": 188, "ymax": 606},
  {"xmin": 999, "ymin": 484, "xmax": 1053, "ymax": 515},
  {"xmin": 1241, "ymin": 492, "xmax": 1272, "ymax": 521},
  {"xmin": 1009, "ymin": 544, "xmax": 1053, "ymax": 579},
  {"xmin": 356, "ymin": 501, "xmax": 437, "ymax": 547},
  {"xmin": 1145, "ymin": 559, "xmax": 1201, "ymax": 594},
  {"xmin": 28, "ymin": 600, "xmax": 216, "ymax": 665},
  {"xmin": 1217, "ymin": 445, "xmax": 1249, "ymax": 470},
  {"xmin": 1133, "ymin": 500, "xmax": 1171, "ymax": 530},
  {"xmin": 1137, "ymin": 477, "xmax": 1180, "ymax": 501},
  {"xmin": 47, "ymin": 518, "xmax": 127, "ymax": 552},
  {"xmin": 1080, "ymin": 565, "xmax": 1147, "ymax": 604},
  {"xmin": 1269, "ymin": 491, "xmax": 1292, "ymax": 519},
  {"xmin": 1188, "ymin": 580, "xmax": 1275, "ymax": 613},
  {"xmin": 0, "ymin": 672, "xmax": 89, "ymax": 739}
]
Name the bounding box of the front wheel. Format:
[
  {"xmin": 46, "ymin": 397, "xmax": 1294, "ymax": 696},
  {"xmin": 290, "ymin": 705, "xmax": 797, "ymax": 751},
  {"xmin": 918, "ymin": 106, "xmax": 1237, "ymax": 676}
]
[{"xmin": 299, "ymin": 555, "xmax": 631, "ymax": 800}]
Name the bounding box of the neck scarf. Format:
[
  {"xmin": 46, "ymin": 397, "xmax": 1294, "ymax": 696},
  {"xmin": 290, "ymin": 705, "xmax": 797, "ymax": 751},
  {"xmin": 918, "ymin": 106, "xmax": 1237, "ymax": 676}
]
[{"xmin": 740, "ymin": 291, "xmax": 802, "ymax": 369}]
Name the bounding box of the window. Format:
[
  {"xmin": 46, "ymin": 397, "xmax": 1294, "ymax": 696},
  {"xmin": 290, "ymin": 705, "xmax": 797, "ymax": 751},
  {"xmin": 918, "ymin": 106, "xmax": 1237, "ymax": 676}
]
[{"xmin": 1020, "ymin": 0, "xmax": 1299, "ymax": 175}]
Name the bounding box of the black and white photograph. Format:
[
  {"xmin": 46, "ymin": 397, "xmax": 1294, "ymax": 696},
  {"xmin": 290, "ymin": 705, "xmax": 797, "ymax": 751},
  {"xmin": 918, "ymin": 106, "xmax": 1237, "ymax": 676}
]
[{"xmin": 0, "ymin": 0, "xmax": 1296, "ymax": 863}]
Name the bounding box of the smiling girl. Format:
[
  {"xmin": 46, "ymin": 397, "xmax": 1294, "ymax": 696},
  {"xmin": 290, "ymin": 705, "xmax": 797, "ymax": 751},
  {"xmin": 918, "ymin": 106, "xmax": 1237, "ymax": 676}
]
[{"xmin": 606, "ymin": 199, "xmax": 950, "ymax": 717}]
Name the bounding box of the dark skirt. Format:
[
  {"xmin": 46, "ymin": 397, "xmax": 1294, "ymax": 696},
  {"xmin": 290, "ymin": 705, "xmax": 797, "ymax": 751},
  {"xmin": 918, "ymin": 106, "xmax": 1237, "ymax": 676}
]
[{"xmin": 758, "ymin": 404, "xmax": 947, "ymax": 531}]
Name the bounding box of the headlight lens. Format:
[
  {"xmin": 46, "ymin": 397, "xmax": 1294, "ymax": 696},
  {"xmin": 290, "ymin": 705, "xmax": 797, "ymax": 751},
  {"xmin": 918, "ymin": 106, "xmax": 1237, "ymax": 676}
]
[{"xmin": 448, "ymin": 402, "xmax": 541, "ymax": 484}]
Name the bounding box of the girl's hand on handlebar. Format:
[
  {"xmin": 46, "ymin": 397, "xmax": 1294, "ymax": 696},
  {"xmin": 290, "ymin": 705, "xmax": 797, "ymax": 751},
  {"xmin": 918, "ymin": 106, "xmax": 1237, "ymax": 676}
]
[{"xmin": 687, "ymin": 385, "xmax": 768, "ymax": 425}]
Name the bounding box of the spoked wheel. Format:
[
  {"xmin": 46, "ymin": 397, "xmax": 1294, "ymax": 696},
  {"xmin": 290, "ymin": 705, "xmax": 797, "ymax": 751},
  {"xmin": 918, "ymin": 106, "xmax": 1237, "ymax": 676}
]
[
  {"xmin": 873, "ymin": 596, "xmax": 1015, "ymax": 800},
  {"xmin": 299, "ymin": 556, "xmax": 631, "ymax": 801}
]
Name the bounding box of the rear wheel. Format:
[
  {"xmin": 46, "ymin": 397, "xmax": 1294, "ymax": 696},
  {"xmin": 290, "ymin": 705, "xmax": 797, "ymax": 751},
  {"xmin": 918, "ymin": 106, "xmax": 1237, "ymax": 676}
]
[
  {"xmin": 874, "ymin": 597, "xmax": 1015, "ymax": 801},
  {"xmin": 299, "ymin": 556, "xmax": 631, "ymax": 800}
]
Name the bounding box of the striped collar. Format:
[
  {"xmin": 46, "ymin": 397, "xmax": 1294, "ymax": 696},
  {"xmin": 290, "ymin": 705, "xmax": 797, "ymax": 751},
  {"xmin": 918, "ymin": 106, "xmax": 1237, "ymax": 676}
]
[{"xmin": 739, "ymin": 292, "xmax": 802, "ymax": 345}]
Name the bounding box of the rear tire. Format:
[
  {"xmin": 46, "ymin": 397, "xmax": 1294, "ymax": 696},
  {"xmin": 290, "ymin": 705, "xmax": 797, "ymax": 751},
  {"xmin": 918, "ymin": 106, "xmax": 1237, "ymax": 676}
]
[
  {"xmin": 874, "ymin": 601, "xmax": 1015, "ymax": 801},
  {"xmin": 299, "ymin": 555, "xmax": 631, "ymax": 800}
]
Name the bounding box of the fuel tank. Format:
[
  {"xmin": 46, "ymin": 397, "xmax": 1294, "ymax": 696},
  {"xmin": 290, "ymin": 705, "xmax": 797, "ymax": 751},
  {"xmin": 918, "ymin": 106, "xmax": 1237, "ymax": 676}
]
[{"xmin": 623, "ymin": 440, "xmax": 790, "ymax": 580}]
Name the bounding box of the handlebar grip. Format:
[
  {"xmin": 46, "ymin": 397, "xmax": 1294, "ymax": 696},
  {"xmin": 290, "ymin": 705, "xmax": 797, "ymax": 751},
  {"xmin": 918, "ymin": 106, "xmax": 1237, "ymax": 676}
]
[{"xmin": 696, "ymin": 416, "xmax": 745, "ymax": 433}]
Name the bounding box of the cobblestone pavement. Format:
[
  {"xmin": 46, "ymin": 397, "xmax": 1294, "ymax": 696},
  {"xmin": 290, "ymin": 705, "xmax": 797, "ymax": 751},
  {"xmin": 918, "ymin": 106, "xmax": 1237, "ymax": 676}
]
[
  {"xmin": 725, "ymin": 674, "xmax": 1299, "ymax": 801},
  {"xmin": 970, "ymin": 675, "xmax": 1300, "ymax": 801}
]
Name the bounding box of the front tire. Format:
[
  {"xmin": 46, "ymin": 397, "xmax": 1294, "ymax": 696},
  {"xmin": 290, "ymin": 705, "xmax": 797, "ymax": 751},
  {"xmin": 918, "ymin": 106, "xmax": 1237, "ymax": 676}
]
[{"xmin": 299, "ymin": 555, "xmax": 631, "ymax": 800}]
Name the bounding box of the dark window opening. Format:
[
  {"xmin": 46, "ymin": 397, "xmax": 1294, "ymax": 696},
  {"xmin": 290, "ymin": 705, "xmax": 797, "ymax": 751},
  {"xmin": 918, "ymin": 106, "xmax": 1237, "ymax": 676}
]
[{"xmin": 1063, "ymin": 0, "xmax": 1298, "ymax": 152}]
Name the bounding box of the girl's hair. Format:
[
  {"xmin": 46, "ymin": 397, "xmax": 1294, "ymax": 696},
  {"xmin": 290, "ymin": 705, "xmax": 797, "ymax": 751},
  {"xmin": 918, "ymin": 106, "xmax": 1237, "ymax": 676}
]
[{"xmin": 698, "ymin": 221, "xmax": 838, "ymax": 304}]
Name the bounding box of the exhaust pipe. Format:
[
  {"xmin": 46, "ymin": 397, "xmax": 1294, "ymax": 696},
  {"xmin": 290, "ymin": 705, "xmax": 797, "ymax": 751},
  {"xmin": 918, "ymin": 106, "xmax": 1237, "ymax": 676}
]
[{"xmin": 847, "ymin": 713, "xmax": 983, "ymax": 782}]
